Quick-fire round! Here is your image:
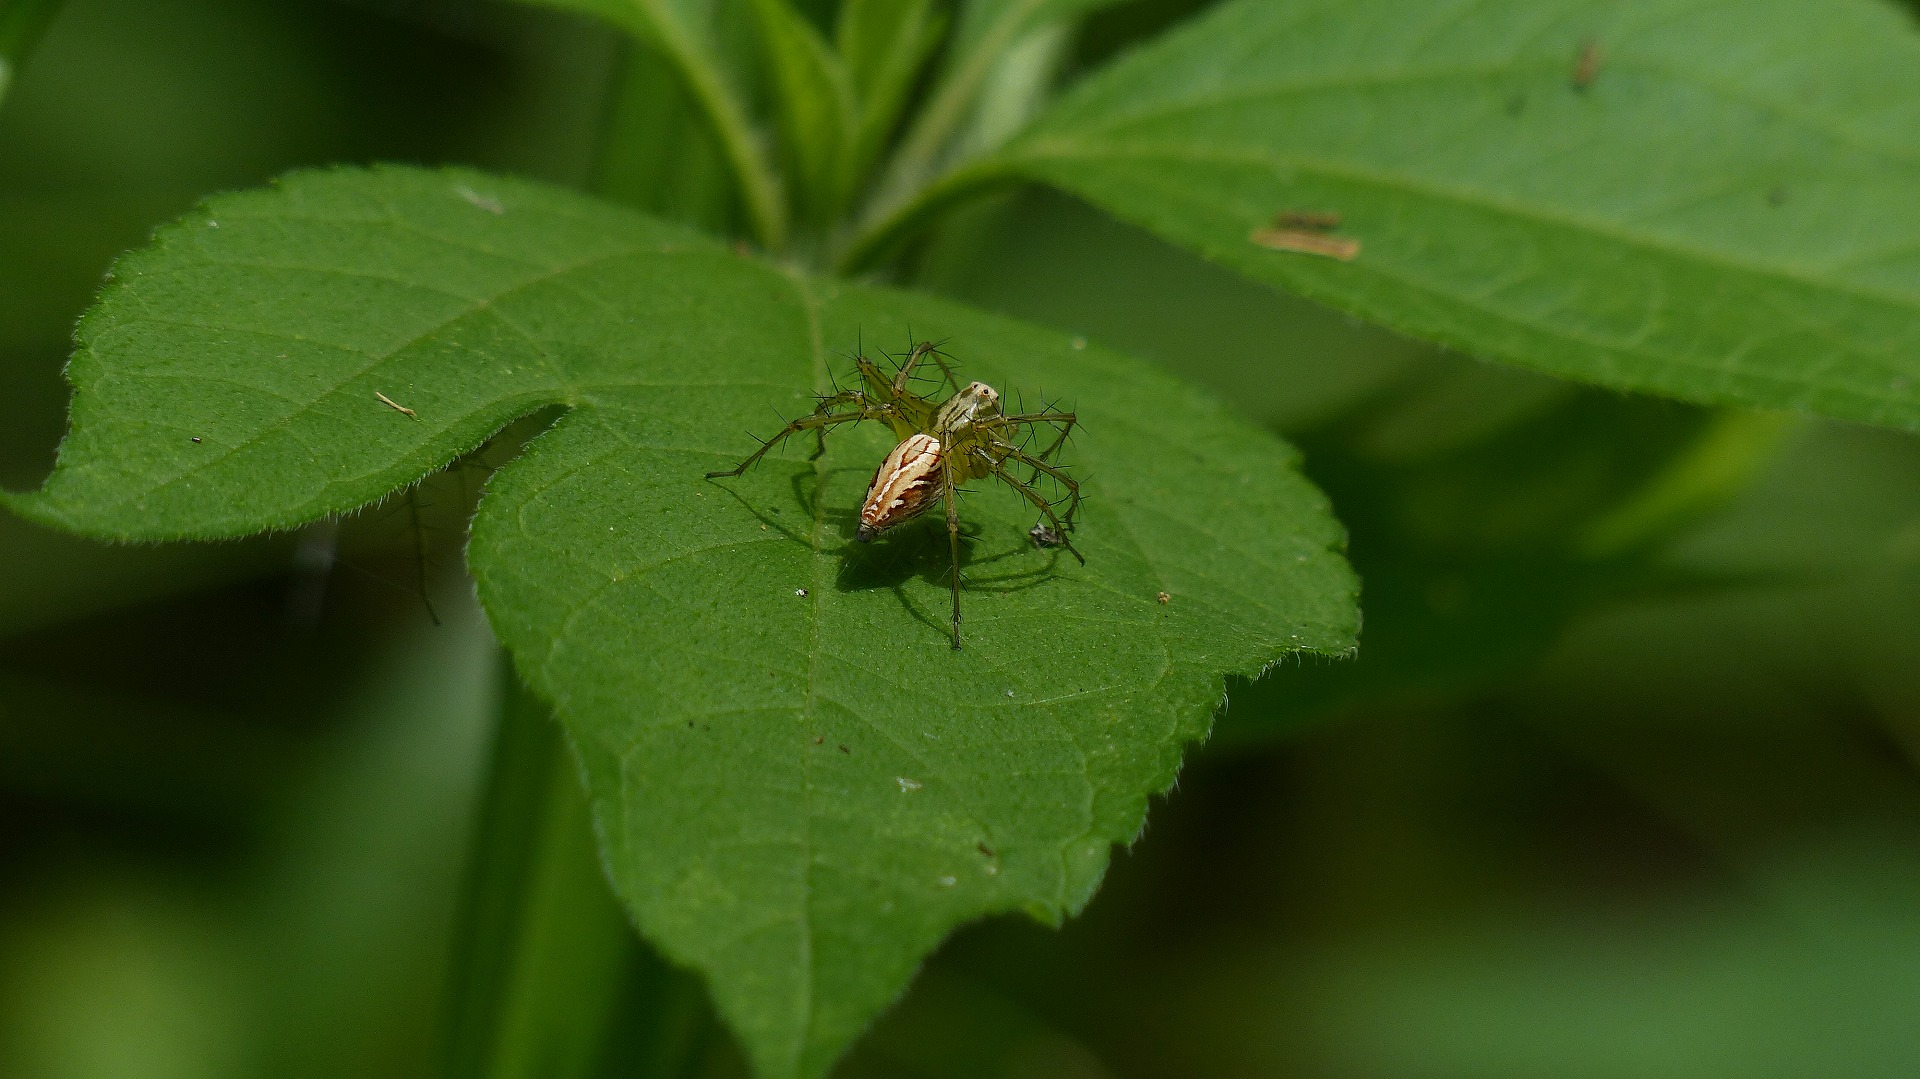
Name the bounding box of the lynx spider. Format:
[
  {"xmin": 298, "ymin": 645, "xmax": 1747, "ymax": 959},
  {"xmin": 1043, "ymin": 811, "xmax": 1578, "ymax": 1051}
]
[{"xmin": 706, "ymin": 339, "xmax": 1083, "ymax": 649}]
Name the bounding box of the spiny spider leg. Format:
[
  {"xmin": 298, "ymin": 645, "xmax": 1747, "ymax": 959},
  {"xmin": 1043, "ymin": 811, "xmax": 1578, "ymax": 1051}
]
[
  {"xmin": 853, "ymin": 353, "xmax": 903, "ymax": 403},
  {"xmin": 982, "ymin": 456, "xmax": 1086, "ymax": 565},
  {"xmin": 704, "ymin": 399, "xmax": 891, "ymax": 477},
  {"xmin": 992, "ymin": 410, "xmax": 1077, "ymax": 484},
  {"xmin": 941, "ymin": 468, "xmax": 965, "ymax": 649},
  {"xmin": 921, "ymin": 342, "xmax": 963, "ymax": 394},
  {"xmin": 888, "ymin": 339, "xmax": 942, "ymax": 396},
  {"xmin": 999, "ymin": 445, "xmax": 1084, "ymax": 534}
]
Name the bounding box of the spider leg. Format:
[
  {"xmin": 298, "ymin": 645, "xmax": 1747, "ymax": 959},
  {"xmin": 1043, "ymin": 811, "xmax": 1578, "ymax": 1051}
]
[
  {"xmin": 890, "ymin": 339, "xmax": 941, "ymax": 396},
  {"xmin": 922, "ymin": 342, "xmax": 963, "ymax": 394},
  {"xmin": 942, "ymin": 467, "xmax": 965, "ymax": 649},
  {"xmin": 983, "ymin": 453, "xmax": 1085, "ymax": 565},
  {"xmin": 705, "ymin": 396, "xmax": 889, "ymax": 477},
  {"xmin": 996, "ymin": 445, "xmax": 1085, "ymax": 538},
  {"xmin": 854, "ymin": 353, "xmax": 901, "ymax": 404},
  {"xmin": 1003, "ymin": 410, "xmax": 1076, "ymax": 468},
  {"xmin": 983, "ymin": 411, "xmax": 1079, "ymax": 506}
]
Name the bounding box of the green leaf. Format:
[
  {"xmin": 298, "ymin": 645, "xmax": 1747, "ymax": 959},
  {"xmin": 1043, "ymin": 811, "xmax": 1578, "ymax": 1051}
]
[
  {"xmin": 747, "ymin": 0, "xmax": 856, "ymax": 226},
  {"xmin": 948, "ymin": 0, "xmax": 1130, "ymax": 63},
  {"xmin": 0, "ymin": 0, "xmax": 64, "ymax": 107},
  {"xmin": 835, "ymin": 0, "xmax": 947, "ymax": 187},
  {"xmin": 873, "ymin": 0, "xmax": 1130, "ymax": 204},
  {"xmin": 980, "ymin": 0, "xmax": 1920, "ymax": 432},
  {"xmin": 521, "ymin": 0, "xmax": 787, "ymax": 249},
  {"xmin": 2, "ymin": 166, "xmax": 1358, "ymax": 1079}
]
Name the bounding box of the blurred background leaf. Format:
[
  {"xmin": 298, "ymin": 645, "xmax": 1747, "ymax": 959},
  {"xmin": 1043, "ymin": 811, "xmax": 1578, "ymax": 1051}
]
[{"xmin": 6, "ymin": 1, "xmax": 1920, "ymax": 1078}]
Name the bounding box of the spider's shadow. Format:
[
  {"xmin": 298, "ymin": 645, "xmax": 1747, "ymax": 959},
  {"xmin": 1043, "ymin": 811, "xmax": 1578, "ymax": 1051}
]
[
  {"xmin": 834, "ymin": 504, "xmax": 1068, "ymax": 642},
  {"xmin": 707, "ymin": 462, "xmax": 1070, "ymax": 642}
]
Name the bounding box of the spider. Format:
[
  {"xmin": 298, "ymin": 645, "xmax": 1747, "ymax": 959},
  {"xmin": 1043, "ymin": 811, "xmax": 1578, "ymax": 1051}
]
[{"xmin": 705, "ymin": 340, "xmax": 1083, "ymax": 649}]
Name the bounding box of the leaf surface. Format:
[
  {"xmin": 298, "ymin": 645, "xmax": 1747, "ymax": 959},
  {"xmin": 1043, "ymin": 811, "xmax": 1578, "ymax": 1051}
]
[
  {"xmin": 998, "ymin": 0, "xmax": 1920, "ymax": 431},
  {"xmin": 2, "ymin": 166, "xmax": 1357, "ymax": 1079}
]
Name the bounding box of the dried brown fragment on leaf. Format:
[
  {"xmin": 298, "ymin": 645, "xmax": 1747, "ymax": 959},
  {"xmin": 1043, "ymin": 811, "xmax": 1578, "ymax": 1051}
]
[
  {"xmin": 1249, "ymin": 227, "xmax": 1360, "ymax": 262},
  {"xmin": 1573, "ymin": 37, "xmax": 1602, "ymax": 90},
  {"xmin": 1272, "ymin": 210, "xmax": 1341, "ymax": 231},
  {"xmin": 1156, "ymin": 591, "xmax": 1171, "ymax": 605}
]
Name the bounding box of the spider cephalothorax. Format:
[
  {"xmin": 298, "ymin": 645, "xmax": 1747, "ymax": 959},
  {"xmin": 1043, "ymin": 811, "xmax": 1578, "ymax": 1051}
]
[{"xmin": 706, "ymin": 341, "xmax": 1081, "ymax": 649}]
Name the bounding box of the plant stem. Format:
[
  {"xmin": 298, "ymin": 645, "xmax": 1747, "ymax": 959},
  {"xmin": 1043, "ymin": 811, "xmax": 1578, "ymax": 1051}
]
[
  {"xmin": 870, "ymin": 0, "xmax": 1045, "ymax": 211},
  {"xmin": 835, "ymin": 156, "xmax": 1017, "ymax": 275},
  {"xmin": 1578, "ymin": 409, "xmax": 1801, "ymax": 559},
  {"xmin": 630, "ymin": 0, "xmax": 788, "ymax": 251},
  {"xmin": 0, "ymin": 0, "xmax": 64, "ymax": 107},
  {"xmin": 441, "ymin": 655, "xmax": 652, "ymax": 1079}
]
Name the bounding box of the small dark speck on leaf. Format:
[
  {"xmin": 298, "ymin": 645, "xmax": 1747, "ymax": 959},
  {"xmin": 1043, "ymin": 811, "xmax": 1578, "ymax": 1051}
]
[
  {"xmin": 1767, "ymin": 186, "xmax": 1789, "ymax": 206},
  {"xmin": 190, "ymin": 436, "xmax": 202, "ymax": 444},
  {"xmin": 838, "ymin": 744, "xmax": 850, "ymax": 754},
  {"xmin": 1271, "ymin": 209, "xmax": 1340, "ymax": 231},
  {"xmin": 977, "ymin": 842, "xmax": 995, "ymax": 857},
  {"xmin": 813, "ymin": 736, "xmax": 824, "ymax": 745}
]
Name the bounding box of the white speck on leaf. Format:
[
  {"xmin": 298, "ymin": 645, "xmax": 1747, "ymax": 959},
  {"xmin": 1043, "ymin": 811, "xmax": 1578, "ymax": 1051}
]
[
  {"xmin": 937, "ymin": 876, "xmax": 956, "ymax": 888},
  {"xmin": 896, "ymin": 777, "xmax": 923, "ymax": 793}
]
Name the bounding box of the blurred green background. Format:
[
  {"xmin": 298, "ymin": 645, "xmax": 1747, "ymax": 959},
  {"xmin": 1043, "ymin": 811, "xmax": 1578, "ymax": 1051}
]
[{"xmin": 4, "ymin": 2, "xmax": 1920, "ymax": 1076}]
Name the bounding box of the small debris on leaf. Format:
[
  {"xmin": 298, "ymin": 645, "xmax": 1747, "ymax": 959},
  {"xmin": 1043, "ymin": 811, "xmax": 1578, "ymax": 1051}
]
[
  {"xmin": 1029, "ymin": 523, "xmax": 1066, "ymax": 549},
  {"xmin": 454, "ymin": 184, "xmax": 506, "ymax": 214},
  {"xmin": 1573, "ymin": 37, "xmax": 1602, "ymax": 90},
  {"xmin": 1156, "ymin": 591, "xmax": 1172, "ymax": 605},
  {"xmin": 896, "ymin": 777, "xmax": 923, "ymax": 793},
  {"xmin": 190, "ymin": 436, "xmax": 202, "ymax": 444},
  {"xmin": 1271, "ymin": 209, "xmax": 1341, "ymax": 231},
  {"xmin": 1249, "ymin": 227, "xmax": 1360, "ymax": 262},
  {"xmin": 374, "ymin": 391, "xmax": 417, "ymax": 418},
  {"xmin": 795, "ymin": 588, "xmax": 809, "ymax": 597}
]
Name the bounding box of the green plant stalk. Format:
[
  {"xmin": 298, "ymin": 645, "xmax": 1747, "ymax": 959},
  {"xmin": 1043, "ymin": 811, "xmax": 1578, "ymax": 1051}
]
[
  {"xmin": 836, "ymin": 155, "xmax": 1018, "ymax": 274},
  {"xmin": 630, "ymin": 0, "xmax": 788, "ymax": 250},
  {"xmin": 869, "ymin": 0, "xmax": 1047, "ymax": 211},
  {"xmin": 840, "ymin": 7, "xmax": 1076, "ymax": 275},
  {"xmin": 441, "ymin": 654, "xmax": 642, "ymax": 1079},
  {"xmin": 1579, "ymin": 409, "xmax": 1802, "ymax": 560},
  {"xmin": 0, "ymin": 0, "xmax": 64, "ymax": 106}
]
